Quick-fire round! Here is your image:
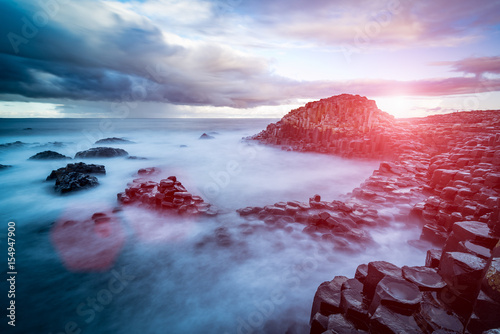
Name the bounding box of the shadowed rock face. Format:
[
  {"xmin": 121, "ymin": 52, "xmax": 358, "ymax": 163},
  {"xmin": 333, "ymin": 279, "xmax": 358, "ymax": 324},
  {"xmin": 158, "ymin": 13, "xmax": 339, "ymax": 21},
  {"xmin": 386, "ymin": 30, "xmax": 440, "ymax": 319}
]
[
  {"xmin": 310, "ymin": 276, "xmax": 348, "ymax": 320},
  {"xmin": 370, "ymin": 305, "xmax": 421, "ymax": 334},
  {"xmin": 75, "ymin": 147, "xmax": 128, "ymax": 158},
  {"xmin": 439, "ymin": 252, "xmax": 487, "ymax": 297},
  {"xmin": 54, "ymin": 172, "xmax": 98, "ymax": 193}
]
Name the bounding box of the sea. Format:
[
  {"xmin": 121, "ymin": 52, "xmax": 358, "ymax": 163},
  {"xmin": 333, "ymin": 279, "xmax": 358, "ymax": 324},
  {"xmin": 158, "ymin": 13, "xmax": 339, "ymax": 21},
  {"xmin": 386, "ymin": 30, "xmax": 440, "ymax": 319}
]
[{"xmin": 0, "ymin": 118, "xmax": 426, "ymax": 334}]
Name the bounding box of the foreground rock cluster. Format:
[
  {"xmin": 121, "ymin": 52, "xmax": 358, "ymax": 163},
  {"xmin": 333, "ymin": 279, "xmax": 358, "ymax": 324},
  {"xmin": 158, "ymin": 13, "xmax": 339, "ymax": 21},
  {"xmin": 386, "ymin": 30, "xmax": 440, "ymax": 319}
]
[
  {"xmin": 246, "ymin": 94, "xmax": 500, "ymax": 332},
  {"xmin": 310, "ymin": 225, "xmax": 500, "ymax": 334},
  {"xmin": 117, "ymin": 169, "xmax": 217, "ymax": 216}
]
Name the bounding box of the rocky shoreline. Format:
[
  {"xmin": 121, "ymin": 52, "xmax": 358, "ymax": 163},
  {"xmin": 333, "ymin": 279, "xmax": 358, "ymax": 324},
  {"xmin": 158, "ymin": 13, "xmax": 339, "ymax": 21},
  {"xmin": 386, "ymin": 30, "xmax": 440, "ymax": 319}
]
[{"xmin": 247, "ymin": 94, "xmax": 500, "ymax": 333}]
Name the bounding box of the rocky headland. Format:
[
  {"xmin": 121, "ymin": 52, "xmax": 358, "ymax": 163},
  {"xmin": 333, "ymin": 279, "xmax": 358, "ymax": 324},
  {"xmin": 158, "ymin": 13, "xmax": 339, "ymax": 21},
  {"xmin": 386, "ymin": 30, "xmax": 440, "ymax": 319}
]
[{"xmin": 247, "ymin": 94, "xmax": 500, "ymax": 333}]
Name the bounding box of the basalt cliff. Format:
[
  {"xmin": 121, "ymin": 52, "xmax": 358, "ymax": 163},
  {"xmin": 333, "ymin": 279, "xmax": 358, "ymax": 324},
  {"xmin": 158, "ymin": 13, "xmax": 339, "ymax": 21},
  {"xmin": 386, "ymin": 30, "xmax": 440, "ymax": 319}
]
[{"xmin": 246, "ymin": 94, "xmax": 500, "ymax": 333}]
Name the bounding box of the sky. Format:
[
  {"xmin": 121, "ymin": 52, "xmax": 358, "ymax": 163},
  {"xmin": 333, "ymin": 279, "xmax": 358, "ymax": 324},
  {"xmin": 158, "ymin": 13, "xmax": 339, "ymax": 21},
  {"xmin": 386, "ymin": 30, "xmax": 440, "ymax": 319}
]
[{"xmin": 0, "ymin": 0, "xmax": 500, "ymax": 118}]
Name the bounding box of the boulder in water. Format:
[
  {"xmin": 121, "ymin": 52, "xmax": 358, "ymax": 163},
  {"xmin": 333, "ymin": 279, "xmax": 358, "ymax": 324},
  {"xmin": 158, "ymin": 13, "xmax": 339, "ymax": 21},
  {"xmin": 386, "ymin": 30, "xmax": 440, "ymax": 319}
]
[
  {"xmin": 75, "ymin": 147, "xmax": 128, "ymax": 158},
  {"xmin": 29, "ymin": 150, "xmax": 71, "ymax": 160},
  {"xmin": 47, "ymin": 162, "xmax": 105, "ymax": 180},
  {"xmin": 95, "ymin": 137, "xmax": 134, "ymax": 144},
  {"xmin": 199, "ymin": 133, "xmax": 215, "ymax": 140}
]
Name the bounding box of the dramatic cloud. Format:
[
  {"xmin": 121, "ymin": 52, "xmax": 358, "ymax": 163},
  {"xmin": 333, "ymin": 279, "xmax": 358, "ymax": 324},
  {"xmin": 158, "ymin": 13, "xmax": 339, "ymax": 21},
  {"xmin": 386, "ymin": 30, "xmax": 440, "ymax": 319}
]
[
  {"xmin": 0, "ymin": 0, "xmax": 499, "ymax": 116},
  {"xmin": 237, "ymin": 0, "xmax": 500, "ymax": 49}
]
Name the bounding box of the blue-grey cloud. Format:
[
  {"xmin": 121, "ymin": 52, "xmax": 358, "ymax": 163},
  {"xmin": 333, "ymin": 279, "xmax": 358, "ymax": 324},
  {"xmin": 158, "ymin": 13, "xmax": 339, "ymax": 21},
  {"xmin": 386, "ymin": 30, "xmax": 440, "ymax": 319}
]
[{"xmin": 0, "ymin": 0, "xmax": 499, "ymax": 113}]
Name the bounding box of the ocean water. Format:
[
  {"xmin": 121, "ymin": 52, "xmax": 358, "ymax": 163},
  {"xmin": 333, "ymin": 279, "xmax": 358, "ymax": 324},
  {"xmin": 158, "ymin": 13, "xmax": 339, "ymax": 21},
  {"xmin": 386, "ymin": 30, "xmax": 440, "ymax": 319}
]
[{"xmin": 0, "ymin": 118, "xmax": 426, "ymax": 334}]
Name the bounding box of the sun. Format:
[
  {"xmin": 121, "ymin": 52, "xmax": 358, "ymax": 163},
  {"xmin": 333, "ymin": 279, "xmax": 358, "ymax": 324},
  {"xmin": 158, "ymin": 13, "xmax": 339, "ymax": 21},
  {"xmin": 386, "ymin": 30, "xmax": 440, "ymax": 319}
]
[{"xmin": 375, "ymin": 96, "xmax": 415, "ymax": 118}]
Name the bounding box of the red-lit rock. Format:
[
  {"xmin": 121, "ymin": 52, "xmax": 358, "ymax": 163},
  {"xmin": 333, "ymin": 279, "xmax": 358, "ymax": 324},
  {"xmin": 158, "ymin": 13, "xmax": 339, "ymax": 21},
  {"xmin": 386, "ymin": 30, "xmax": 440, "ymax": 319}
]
[
  {"xmin": 425, "ymin": 249, "xmax": 442, "ymax": 268},
  {"xmin": 341, "ymin": 279, "xmax": 370, "ymax": 330},
  {"xmin": 439, "ymin": 252, "xmax": 487, "ymax": 302},
  {"xmin": 368, "ymin": 276, "xmax": 422, "ymax": 315},
  {"xmin": 363, "ymin": 261, "xmax": 402, "ymax": 302},
  {"xmin": 402, "ymin": 266, "xmax": 446, "ymax": 291},
  {"xmin": 310, "ymin": 276, "xmax": 348, "ymax": 319},
  {"xmin": 369, "ymin": 305, "xmax": 422, "ymax": 334}
]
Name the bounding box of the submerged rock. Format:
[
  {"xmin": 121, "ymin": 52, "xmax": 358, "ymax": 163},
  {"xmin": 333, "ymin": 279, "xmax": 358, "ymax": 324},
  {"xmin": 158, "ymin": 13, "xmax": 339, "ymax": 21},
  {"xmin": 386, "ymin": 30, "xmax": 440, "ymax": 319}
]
[
  {"xmin": 199, "ymin": 133, "xmax": 215, "ymax": 139},
  {"xmin": 29, "ymin": 150, "xmax": 71, "ymax": 160},
  {"xmin": 95, "ymin": 137, "xmax": 134, "ymax": 144},
  {"xmin": 0, "ymin": 164, "xmax": 12, "ymax": 169},
  {"xmin": 0, "ymin": 141, "xmax": 25, "ymax": 149},
  {"xmin": 75, "ymin": 147, "xmax": 128, "ymax": 158}
]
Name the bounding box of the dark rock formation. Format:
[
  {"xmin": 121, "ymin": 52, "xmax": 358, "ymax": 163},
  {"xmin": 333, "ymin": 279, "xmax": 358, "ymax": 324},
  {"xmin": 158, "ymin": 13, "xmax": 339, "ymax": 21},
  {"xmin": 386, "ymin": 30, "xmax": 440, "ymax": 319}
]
[
  {"xmin": 95, "ymin": 137, "xmax": 134, "ymax": 144},
  {"xmin": 117, "ymin": 171, "xmax": 217, "ymax": 216},
  {"xmin": 199, "ymin": 133, "xmax": 215, "ymax": 139},
  {"xmin": 0, "ymin": 164, "xmax": 12, "ymax": 169},
  {"xmin": 54, "ymin": 172, "xmax": 99, "ymax": 193},
  {"xmin": 47, "ymin": 162, "xmax": 106, "ymax": 181},
  {"xmin": 29, "ymin": 150, "xmax": 71, "ymax": 160},
  {"xmin": 75, "ymin": 147, "xmax": 128, "ymax": 158},
  {"xmin": 46, "ymin": 162, "xmax": 105, "ymax": 194}
]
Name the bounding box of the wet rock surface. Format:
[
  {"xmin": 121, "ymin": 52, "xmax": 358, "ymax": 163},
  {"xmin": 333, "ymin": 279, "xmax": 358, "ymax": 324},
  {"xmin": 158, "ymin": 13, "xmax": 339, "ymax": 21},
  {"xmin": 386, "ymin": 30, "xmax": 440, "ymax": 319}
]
[
  {"xmin": 47, "ymin": 162, "xmax": 106, "ymax": 194},
  {"xmin": 54, "ymin": 172, "xmax": 99, "ymax": 193},
  {"xmin": 47, "ymin": 162, "xmax": 106, "ymax": 181},
  {"xmin": 117, "ymin": 170, "xmax": 217, "ymax": 216},
  {"xmin": 75, "ymin": 147, "xmax": 129, "ymax": 158},
  {"xmin": 402, "ymin": 266, "xmax": 446, "ymax": 291}
]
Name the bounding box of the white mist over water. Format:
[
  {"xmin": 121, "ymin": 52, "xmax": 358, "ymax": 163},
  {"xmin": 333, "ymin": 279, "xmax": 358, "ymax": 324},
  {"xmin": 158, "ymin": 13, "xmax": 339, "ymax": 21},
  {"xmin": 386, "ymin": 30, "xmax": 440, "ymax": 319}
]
[{"xmin": 0, "ymin": 118, "xmax": 426, "ymax": 334}]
